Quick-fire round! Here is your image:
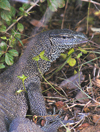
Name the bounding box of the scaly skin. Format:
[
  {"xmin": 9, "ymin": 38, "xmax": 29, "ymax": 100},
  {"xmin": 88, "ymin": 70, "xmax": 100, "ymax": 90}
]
[{"xmin": 0, "ymin": 29, "xmax": 88, "ymax": 132}]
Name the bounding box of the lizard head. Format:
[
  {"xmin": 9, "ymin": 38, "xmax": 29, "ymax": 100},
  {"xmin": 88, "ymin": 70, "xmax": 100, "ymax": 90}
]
[{"xmin": 49, "ymin": 29, "xmax": 88, "ymax": 61}]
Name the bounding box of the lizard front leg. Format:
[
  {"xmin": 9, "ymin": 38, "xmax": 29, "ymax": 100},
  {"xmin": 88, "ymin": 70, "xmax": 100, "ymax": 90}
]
[{"xmin": 26, "ymin": 76, "xmax": 47, "ymax": 116}]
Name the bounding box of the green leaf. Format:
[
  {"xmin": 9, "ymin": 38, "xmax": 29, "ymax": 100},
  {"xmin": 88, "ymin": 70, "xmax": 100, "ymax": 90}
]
[
  {"xmin": 10, "ymin": 38, "xmax": 17, "ymax": 47},
  {"xmin": 67, "ymin": 58, "xmax": 76, "ymax": 67},
  {"xmin": 18, "ymin": 11, "xmax": 23, "ymax": 16},
  {"xmin": 33, "ymin": 51, "xmax": 50, "ymax": 61},
  {"xmin": 77, "ymin": 52, "xmax": 82, "ymax": 59},
  {"xmin": 74, "ymin": 70, "xmax": 77, "ymax": 74},
  {"xmin": 1, "ymin": 36, "xmax": 7, "ymax": 40},
  {"xmin": 79, "ymin": 48, "xmax": 87, "ymax": 54},
  {"xmin": 15, "ymin": 33, "xmax": 21, "ymax": 39},
  {"xmin": 68, "ymin": 48, "xmax": 74, "ymax": 55},
  {"xmin": 58, "ymin": 0, "xmax": 65, "ymax": 8},
  {"xmin": 0, "ymin": 56, "xmax": 5, "ymax": 62},
  {"xmin": 0, "ymin": 41, "xmax": 7, "ymax": 51},
  {"xmin": 8, "ymin": 49, "xmax": 18, "ymax": 57},
  {"xmin": 39, "ymin": 50, "xmax": 45, "ymax": 57},
  {"xmin": 24, "ymin": 12, "xmax": 28, "ymax": 17},
  {"xmin": 22, "ymin": 3, "xmax": 30, "ymax": 10},
  {"xmin": 39, "ymin": 50, "xmax": 50, "ymax": 61},
  {"xmin": 0, "ymin": 25, "xmax": 6, "ymax": 32},
  {"xmin": 5, "ymin": 53, "xmax": 14, "ymax": 65},
  {"xmin": 0, "ymin": 63, "xmax": 5, "ymax": 69},
  {"xmin": 16, "ymin": 89, "xmax": 24, "ymax": 94},
  {"xmin": 60, "ymin": 53, "xmax": 67, "ymax": 59},
  {"xmin": 40, "ymin": 55, "xmax": 50, "ymax": 61},
  {"xmin": 19, "ymin": 7, "xmax": 25, "ymax": 12},
  {"xmin": 0, "ymin": 51, "xmax": 4, "ymax": 57},
  {"xmin": 1, "ymin": 10, "xmax": 11, "ymax": 21},
  {"xmin": 17, "ymin": 23, "xmax": 24, "ymax": 32},
  {"xmin": 17, "ymin": 74, "xmax": 28, "ymax": 82},
  {"xmin": 32, "ymin": 55, "xmax": 40, "ymax": 61},
  {"xmin": 13, "ymin": 19, "xmax": 17, "ymax": 23},
  {"xmin": 10, "ymin": 6, "xmax": 16, "ymax": 17},
  {"xmin": 12, "ymin": 30, "xmax": 21, "ymax": 39},
  {"xmin": 47, "ymin": 0, "xmax": 65, "ymax": 11},
  {"xmin": 0, "ymin": 0, "xmax": 11, "ymax": 11},
  {"xmin": 17, "ymin": 38, "xmax": 23, "ymax": 46},
  {"xmin": 6, "ymin": 20, "xmax": 12, "ymax": 26}
]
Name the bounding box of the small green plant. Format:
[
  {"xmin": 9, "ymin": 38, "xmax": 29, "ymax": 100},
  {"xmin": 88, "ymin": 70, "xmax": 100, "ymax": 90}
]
[
  {"xmin": 61, "ymin": 48, "xmax": 87, "ymax": 67},
  {"xmin": 16, "ymin": 74, "xmax": 28, "ymax": 93},
  {"xmin": 32, "ymin": 50, "xmax": 50, "ymax": 61},
  {"xmin": 33, "ymin": 50, "xmax": 66, "ymax": 97},
  {"xmin": 0, "ymin": 0, "xmax": 31, "ymax": 69},
  {"xmin": 0, "ymin": 0, "xmax": 66, "ymax": 69},
  {"xmin": 0, "ymin": 38, "xmax": 18, "ymax": 69},
  {"xmin": 33, "ymin": 48, "xmax": 87, "ymax": 80}
]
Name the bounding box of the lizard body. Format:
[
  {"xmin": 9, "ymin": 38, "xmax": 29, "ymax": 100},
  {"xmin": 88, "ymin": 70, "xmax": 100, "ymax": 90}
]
[{"xmin": 0, "ymin": 29, "xmax": 88, "ymax": 132}]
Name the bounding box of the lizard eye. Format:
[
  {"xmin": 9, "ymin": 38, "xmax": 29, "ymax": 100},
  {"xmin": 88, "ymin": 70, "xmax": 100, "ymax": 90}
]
[
  {"xmin": 62, "ymin": 36, "xmax": 66, "ymax": 39},
  {"xmin": 62, "ymin": 35, "xmax": 73, "ymax": 39}
]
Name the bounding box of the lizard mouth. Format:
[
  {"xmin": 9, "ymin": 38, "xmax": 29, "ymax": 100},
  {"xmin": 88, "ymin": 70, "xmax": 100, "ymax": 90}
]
[{"xmin": 77, "ymin": 39, "xmax": 88, "ymax": 44}]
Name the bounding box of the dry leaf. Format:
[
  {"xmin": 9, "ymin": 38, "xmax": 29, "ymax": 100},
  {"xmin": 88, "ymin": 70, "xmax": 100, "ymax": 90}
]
[
  {"xmin": 55, "ymin": 101, "xmax": 65, "ymax": 110},
  {"xmin": 59, "ymin": 72, "xmax": 85, "ymax": 89},
  {"xmin": 18, "ymin": 39, "xmax": 29, "ymax": 47},
  {"xmin": 75, "ymin": 91, "xmax": 89, "ymax": 103},
  {"xmin": 80, "ymin": 125, "xmax": 100, "ymax": 132},
  {"xmin": 76, "ymin": 123, "xmax": 90, "ymax": 131},
  {"xmin": 30, "ymin": 19, "xmax": 47, "ymax": 28},
  {"xmin": 93, "ymin": 114, "xmax": 100, "ymax": 124}
]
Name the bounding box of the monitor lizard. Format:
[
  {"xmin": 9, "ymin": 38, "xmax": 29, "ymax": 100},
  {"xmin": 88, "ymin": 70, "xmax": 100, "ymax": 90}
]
[{"xmin": 0, "ymin": 29, "xmax": 88, "ymax": 132}]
